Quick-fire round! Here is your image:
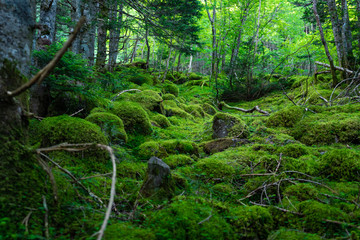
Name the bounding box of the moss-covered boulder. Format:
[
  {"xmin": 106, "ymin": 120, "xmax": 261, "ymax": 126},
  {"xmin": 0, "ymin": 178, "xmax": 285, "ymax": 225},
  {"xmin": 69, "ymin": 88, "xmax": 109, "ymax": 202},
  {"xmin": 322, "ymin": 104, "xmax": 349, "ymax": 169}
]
[
  {"xmin": 188, "ymin": 72, "xmax": 203, "ymax": 80},
  {"xmin": 85, "ymin": 112, "xmax": 127, "ymax": 143},
  {"xmin": 162, "ymin": 82, "xmax": 179, "ymax": 97},
  {"xmin": 163, "ymin": 100, "xmax": 193, "ymax": 119},
  {"xmin": 194, "ymin": 158, "xmax": 235, "ymax": 181},
  {"xmin": 127, "ymin": 73, "xmax": 153, "ymax": 86},
  {"xmin": 110, "ymin": 101, "xmax": 152, "ymax": 135},
  {"xmin": 318, "ymin": 149, "xmax": 360, "ymax": 181},
  {"xmin": 267, "ymin": 106, "xmax": 304, "ymax": 128},
  {"xmin": 202, "ymin": 103, "xmax": 217, "ymax": 115},
  {"xmin": 180, "ymin": 103, "xmax": 206, "ymax": 118},
  {"xmin": 212, "ymin": 112, "xmax": 249, "ymax": 139},
  {"xmin": 229, "ymin": 206, "xmax": 274, "ymax": 239},
  {"xmin": 283, "ymin": 183, "xmax": 319, "ymax": 201},
  {"xmin": 104, "ymin": 223, "xmax": 155, "ymax": 240},
  {"xmin": 268, "ymin": 229, "xmax": 322, "ymax": 240},
  {"xmin": 151, "ymin": 114, "xmax": 171, "ymax": 128},
  {"xmin": 117, "ymin": 160, "xmax": 147, "ymax": 180},
  {"xmin": 162, "ymin": 93, "xmax": 176, "ymax": 101},
  {"xmin": 130, "ymin": 90, "xmax": 164, "ymax": 114},
  {"xmin": 146, "ymin": 198, "xmax": 232, "ymax": 239},
  {"xmin": 203, "ymin": 138, "xmax": 250, "ymax": 154},
  {"xmin": 163, "ymin": 154, "xmax": 194, "ymax": 168},
  {"xmin": 138, "ymin": 141, "xmax": 168, "ymax": 159},
  {"xmin": 277, "ymin": 143, "xmax": 309, "ymax": 158},
  {"xmin": 138, "ymin": 140, "xmax": 199, "ymax": 159},
  {"xmin": 90, "ymin": 107, "xmax": 106, "ymax": 114}
]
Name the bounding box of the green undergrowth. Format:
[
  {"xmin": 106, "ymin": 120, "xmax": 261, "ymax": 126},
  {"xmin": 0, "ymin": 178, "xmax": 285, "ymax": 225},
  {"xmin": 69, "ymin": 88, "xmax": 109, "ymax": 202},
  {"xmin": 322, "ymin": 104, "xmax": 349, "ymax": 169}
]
[{"xmin": 15, "ymin": 66, "xmax": 360, "ymax": 239}]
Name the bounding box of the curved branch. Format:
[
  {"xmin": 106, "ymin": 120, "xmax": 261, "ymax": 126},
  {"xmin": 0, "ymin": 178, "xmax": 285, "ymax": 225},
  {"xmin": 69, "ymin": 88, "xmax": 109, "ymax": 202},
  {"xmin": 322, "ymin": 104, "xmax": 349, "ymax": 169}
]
[{"xmin": 220, "ymin": 101, "xmax": 269, "ymax": 115}]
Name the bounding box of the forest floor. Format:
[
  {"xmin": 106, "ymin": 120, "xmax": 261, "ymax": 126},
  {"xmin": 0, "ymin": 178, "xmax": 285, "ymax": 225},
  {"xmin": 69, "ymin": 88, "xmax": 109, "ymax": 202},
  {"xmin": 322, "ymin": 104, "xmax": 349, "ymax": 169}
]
[{"xmin": 21, "ymin": 65, "xmax": 360, "ymax": 239}]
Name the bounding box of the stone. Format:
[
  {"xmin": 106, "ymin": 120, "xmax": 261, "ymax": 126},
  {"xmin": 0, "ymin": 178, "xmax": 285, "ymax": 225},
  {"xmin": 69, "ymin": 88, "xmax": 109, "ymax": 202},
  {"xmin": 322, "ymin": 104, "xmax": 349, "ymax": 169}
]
[
  {"xmin": 140, "ymin": 157, "xmax": 175, "ymax": 200},
  {"xmin": 212, "ymin": 112, "xmax": 249, "ymax": 139},
  {"xmin": 203, "ymin": 138, "xmax": 250, "ymax": 154}
]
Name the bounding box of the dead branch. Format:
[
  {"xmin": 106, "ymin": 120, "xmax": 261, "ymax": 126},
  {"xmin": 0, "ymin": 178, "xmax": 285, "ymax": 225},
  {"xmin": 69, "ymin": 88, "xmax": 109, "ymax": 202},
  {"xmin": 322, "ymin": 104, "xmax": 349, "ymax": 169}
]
[
  {"xmin": 70, "ymin": 108, "xmax": 84, "ymax": 117},
  {"xmin": 80, "ymin": 173, "xmax": 112, "ymax": 180},
  {"xmin": 37, "ymin": 157, "xmax": 58, "ymax": 204},
  {"xmin": 198, "ymin": 213, "xmax": 213, "ymax": 225},
  {"xmin": 42, "ymin": 196, "xmax": 49, "ymax": 240},
  {"xmin": 220, "ymin": 102, "xmax": 269, "ymax": 115},
  {"xmin": 111, "ymin": 89, "xmax": 142, "ymax": 102},
  {"xmin": 21, "ymin": 211, "xmax": 32, "ymax": 234},
  {"xmin": 7, "ymin": 17, "xmax": 86, "ymax": 98},
  {"xmin": 315, "ymin": 61, "xmax": 354, "ymax": 75}
]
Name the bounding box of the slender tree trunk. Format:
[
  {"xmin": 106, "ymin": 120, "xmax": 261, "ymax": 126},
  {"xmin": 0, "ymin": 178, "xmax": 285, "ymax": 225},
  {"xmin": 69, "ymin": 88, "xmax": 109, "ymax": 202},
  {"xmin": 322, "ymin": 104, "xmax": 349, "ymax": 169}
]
[
  {"xmin": 80, "ymin": 0, "xmax": 96, "ymax": 65},
  {"xmin": 145, "ymin": 23, "xmax": 150, "ymax": 69},
  {"xmin": 130, "ymin": 37, "xmax": 139, "ymax": 63},
  {"xmin": 249, "ymin": 0, "xmax": 261, "ymax": 85},
  {"xmin": 356, "ymin": 0, "xmax": 360, "ymax": 52},
  {"xmin": 327, "ymin": 0, "xmax": 345, "ymax": 67},
  {"xmin": 204, "ymin": 0, "xmax": 217, "ymax": 86},
  {"xmin": 38, "ymin": 0, "xmax": 57, "ymax": 49},
  {"xmin": 162, "ymin": 42, "xmax": 173, "ymax": 82},
  {"xmin": 71, "ymin": 0, "xmax": 81, "ymax": 54},
  {"xmin": 341, "ymin": 0, "xmax": 353, "ymax": 66},
  {"xmin": 176, "ymin": 53, "xmax": 182, "ymax": 72},
  {"xmin": 108, "ymin": 2, "xmax": 123, "ymax": 71},
  {"xmin": 313, "ymin": 0, "xmax": 338, "ymax": 87},
  {"xmin": 95, "ymin": 2, "xmax": 108, "ymax": 69},
  {"xmin": 188, "ymin": 55, "xmax": 193, "ymax": 73}
]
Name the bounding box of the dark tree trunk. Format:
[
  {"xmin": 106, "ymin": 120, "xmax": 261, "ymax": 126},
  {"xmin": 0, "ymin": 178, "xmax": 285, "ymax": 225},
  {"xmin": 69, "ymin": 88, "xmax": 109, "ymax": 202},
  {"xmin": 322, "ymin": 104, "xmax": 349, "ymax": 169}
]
[
  {"xmin": 96, "ymin": 2, "xmax": 109, "ymax": 69},
  {"xmin": 38, "ymin": 0, "xmax": 57, "ymax": 49},
  {"xmin": 80, "ymin": 0, "xmax": 96, "ymax": 65},
  {"xmin": 71, "ymin": 0, "xmax": 82, "ymax": 54},
  {"xmin": 108, "ymin": 2, "xmax": 123, "ymax": 71}
]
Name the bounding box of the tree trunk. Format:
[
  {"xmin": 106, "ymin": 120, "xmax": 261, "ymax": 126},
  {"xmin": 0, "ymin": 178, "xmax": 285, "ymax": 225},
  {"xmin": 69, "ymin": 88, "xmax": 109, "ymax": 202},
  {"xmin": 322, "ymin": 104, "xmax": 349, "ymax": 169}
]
[
  {"xmin": 204, "ymin": 0, "xmax": 217, "ymax": 86},
  {"xmin": 313, "ymin": 0, "xmax": 338, "ymax": 87},
  {"xmin": 162, "ymin": 43, "xmax": 173, "ymax": 82},
  {"xmin": 38, "ymin": 0, "xmax": 58, "ymax": 49},
  {"xmin": 341, "ymin": 0, "xmax": 354, "ymax": 66},
  {"xmin": 71, "ymin": 0, "xmax": 81, "ymax": 54},
  {"xmin": 130, "ymin": 37, "xmax": 139, "ymax": 63},
  {"xmin": 108, "ymin": 2, "xmax": 123, "ymax": 71},
  {"xmin": 188, "ymin": 55, "xmax": 193, "ymax": 73},
  {"xmin": 249, "ymin": 0, "xmax": 261, "ymax": 86},
  {"xmin": 176, "ymin": 52, "xmax": 182, "ymax": 72},
  {"xmin": 80, "ymin": 0, "xmax": 96, "ymax": 65},
  {"xmin": 96, "ymin": 2, "xmax": 108, "ymax": 69},
  {"xmin": 356, "ymin": 0, "xmax": 360, "ymax": 52},
  {"xmin": 145, "ymin": 23, "xmax": 150, "ymax": 69}
]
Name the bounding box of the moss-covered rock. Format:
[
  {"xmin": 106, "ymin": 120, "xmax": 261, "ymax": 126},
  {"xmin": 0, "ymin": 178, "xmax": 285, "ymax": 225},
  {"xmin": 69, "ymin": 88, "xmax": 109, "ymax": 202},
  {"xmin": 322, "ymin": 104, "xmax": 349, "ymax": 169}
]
[
  {"xmin": 267, "ymin": 106, "xmax": 304, "ymax": 128},
  {"xmin": 39, "ymin": 115, "xmax": 108, "ymax": 159},
  {"xmin": 318, "ymin": 149, "xmax": 360, "ymax": 181},
  {"xmin": 229, "ymin": 206, "xmax": 274, "ymax": 239},
  {"xmin": 268, "ymin": 228, "xmax": 322, "ymax": 240},
  {"xmin": 138, "ymin": 141, "xmax": 168, "ymax": 159},
  {"xmin": 110, "ymin": 101, "xmax": 152, "ymax": 135},
  {"xmin": 163, "ymin": 154, "xmax": 194, "ymax": 168},
  {"xmin": 163, "ymin": 100, "xmax": 193, "ymax": 119},
  {"xmin": 130, "ymin": 90, "xmax": 164, "ymax": 114},
  {"xmin": 162, "ymin": 93, "xmax": 176, "ymax": 101},
  {"xmin": 212, "ymin": 112, "xmax": 249, "ymax": 139},
  {"xmin": 202, "ymin": 103, "xmax": 217, "ymax": 115},
  {"xmin": 85, "ymin": 112, "xmax": 127, "ymax": 143},
  {"xmin": 104, "ymin": 223, "xmax": 155, "ymax": 240},
  {"xmin": 277, "ymin": 143, "xmax": 309, "ymax": 158},
  {"xmin": 162, "ymin": 139, "xmax": 199, "ymax": 156},
  {"xmin": 203, "ymin": 138, "xmax": 250, "ymax": 154},
  {"xmin": 194, "ymin": 158, "xmax": 235, "ymax": 181},
  {"xmin": 90, "ymin": 107, "xmax": 106, "ymax": 114},
  {"xmin": 283, "ymin": 183, "xmax": 319, "ymax": 201},
  {"xmin": 127, "ymin": 73, "xmax": 153, "ymax": 86},
  {"xmin": 117, "ymin": 160, "xmax": 147, "ymax": 180},
  {"xmin": 151, "ymin": 114, "xmax": 171, "ymax": 128},
  {"xmin": 162, "ymin": 82, "xmax": 179, "ymax": 97},
  {"xmin": 188, "ymin": 72, "xmax": 203, "ymax": 80},
  {"xmin": 146, "ymin": 198, "xmax": 232, "ymax": 239},
  {"xmin": 180, "ymin": 104, "xmax": 206, "ymax": 118}
]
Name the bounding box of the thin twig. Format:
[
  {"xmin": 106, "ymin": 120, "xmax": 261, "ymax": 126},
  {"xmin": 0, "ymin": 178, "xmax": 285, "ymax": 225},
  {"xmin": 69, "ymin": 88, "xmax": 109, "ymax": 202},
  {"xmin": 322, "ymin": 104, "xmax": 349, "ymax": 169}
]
[
  {"xmin": 70, "ymin": 108, "xmax": 84, "ymax": 117},
  {"xmin": 220, "ymin": 101, "xmax": 269, "ymax": 115},
  {"xmin": 80, "ymin": 173, "xmax": 112, "ymax": 180},
  {"xmin": 42, "ymin": 196, "xmax": 49, "ymax": 240},
  {"xmin": 111, "ymin": 89, "xmax": 142, "ymax": 102},
  {"xmin": 198, "ymin": 212, "xmax": 213, "ymax": 225}
]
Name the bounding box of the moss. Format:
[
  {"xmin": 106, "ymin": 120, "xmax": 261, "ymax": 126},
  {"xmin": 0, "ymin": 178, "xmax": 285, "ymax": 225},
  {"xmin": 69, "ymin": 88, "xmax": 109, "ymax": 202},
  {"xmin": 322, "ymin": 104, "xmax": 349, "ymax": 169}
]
[
  {"xmin": 110, "ymin": 101, "xmax": 152, "ymax": 135},
  {"xmin": 163, "ymin": 100, "xmax": 193, "ymax": 119},
  {"xmin": 318, "ymin": 149, "xmax": 360, "ymax": 181},
  {"xmin": 117, "ymin": 160, "xmax": 147, "ymax": 180},
  {"xmin": 212, "ymin": 112, "xmax": 249, "ymax": 139},
  {"xmin": 39, "ymin": 115, "xmax": 108, "ymax": 160},
  {"xmin": 161, "ymin": 139, "xmax": 199, "ymax": 156},
  {"xmin": 104, "ymin": 223, "xmax": 155, "ymax": 240},
  {"xmin": 268, "ymin": 228, "xmax": 322, "ymax": 240},
  {"xmin": 127, "ymin": 73, "xmax": 153, "ymax": 86},
  {"xmin": 138, "ymin": 141, "xmax": 168, "ymax": 159},
  {"xmin": 130, "ymin": 90, "xmax": 164, "ymax": 114},
  {"xmin": 297, "ymin": 200, "xmax": 349, "ymax": 235},
  {"xmin": 162, "ymin": 93, "xmax": 176, "ymax": 100},
  {"xmin": 184, "ymin": 79, "xmax": 209, "ymax": 87},
  {"xmin": 163, "ymin": 154, "xmax": 194, "ymax": 168},
  {"xmin": 194, "ymin": 158, "xmax": 235, "ymax": 181},
  {"xmin": 162, "ymin": 82, "xmax": 179, "ymax": 96},
  {"xmin": 203, "ymin": 138, "xmax": 249, "ymax": 154},
  {"xmin": 188, "ymin": 72, "xmax": 203, "ymax": 80},
  {"xmin": 90, "ymin": 107, "xmax": 106, "ymax": 114},
  {"xmin": 284, "ymin": 183, "xmax": 319, "ymax": 201},
  {"xmin": 180, "ymin": 104, "xmax": 206, "ymax": 118},
  {"xmin": 85, "ymin": 112, "xmax": 127, "ymax": 143},
  {"xmin": 202, "ymin": 103, "xmax": 217, "ymax": 115},
  {"xmin": 266, "ymin": 106, "xmax": 304, "ymax": 128},
  {"xmin": 278, "ymin": 143, "xmax": 309, "ymax": 158},
  {"xmin": 212, "ymin": 183, "xmax": 233, "ymax": 194},
  {"xmin": 151, "ymin": 114, "xmax": 171, "ymax": 128},
  {"xmin": 229, "ymin": 206, "xmax": 274, "ymax": 239},
  {"xmin": 146, "ymin": 198, "xmax": 232, "ymax": 240}
]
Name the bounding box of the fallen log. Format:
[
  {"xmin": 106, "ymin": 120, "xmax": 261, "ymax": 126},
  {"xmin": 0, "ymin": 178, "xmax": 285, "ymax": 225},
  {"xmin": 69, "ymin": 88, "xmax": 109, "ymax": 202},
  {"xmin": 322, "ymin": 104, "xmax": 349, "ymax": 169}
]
[
  {"xmin": 315, "ymin": 61, "xmax": 353, "ymax": 75},
  {"xmin": 220, "ymin": 102, "xmax": 269, "ymax": 115}
]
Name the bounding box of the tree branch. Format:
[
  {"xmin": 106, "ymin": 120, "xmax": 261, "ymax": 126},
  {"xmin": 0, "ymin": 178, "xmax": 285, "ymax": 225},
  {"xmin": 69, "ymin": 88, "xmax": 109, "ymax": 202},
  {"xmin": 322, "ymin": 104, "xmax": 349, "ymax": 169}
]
[{"xmin": 220, "ymin": 101, "xmax": 269, "ymax": 115}]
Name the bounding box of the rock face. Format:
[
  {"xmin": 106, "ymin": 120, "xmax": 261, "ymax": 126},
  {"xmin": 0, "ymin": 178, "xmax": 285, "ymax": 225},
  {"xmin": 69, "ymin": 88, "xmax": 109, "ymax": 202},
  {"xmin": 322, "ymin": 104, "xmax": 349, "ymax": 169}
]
[
  {"xmin": 140, "ymin": 157, "xmax": 175, "ymax": 200},
  {"xmin": 203, "ymin": 138, "xmax": 250, "ymax": 154},
  {"xmin": 212, "ymin": 112, "xmax": 248, "ymax": 139}
]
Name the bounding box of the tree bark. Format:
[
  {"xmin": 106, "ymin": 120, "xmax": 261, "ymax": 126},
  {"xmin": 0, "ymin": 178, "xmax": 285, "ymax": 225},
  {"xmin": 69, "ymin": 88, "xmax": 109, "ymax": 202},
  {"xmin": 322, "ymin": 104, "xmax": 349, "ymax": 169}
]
[
  {"xmin": 80, "ymin": 0, "xmax": 96, "ymax": 65},
  {"xmin": 204, "ymin": 0, "xmax": 217, "ymax": 85},
  {"xmin": 341, "ymin": 0, "xmax": 353, "ymax": 66},
  {"xmin": 71, "ymin": 0, "xmax": 81, "ymax": 54},
  {"xmin": 145, "ymin": 22, "xmax": 150, "ymax": 69},
  {"xmin": 356, "ymin": 0, "xmax": 360, "ymax": 52},
  {"xmin": 108, "ymin": 2, "xmax": 123, "ymax": 71},
  {"xmin": 96, "ymin": 2, "xmax": 108, "ymax": 69},
  {"xmin": 38, "ymin": 0, "xmax": 58, "ymax": 49},
  {"xmin": 313, "ymin": 0, "xmax": 338, "ymax": 87},
  {"xmin": 162, "ymin": 42, "xmax": 173, "ymax": 82}
]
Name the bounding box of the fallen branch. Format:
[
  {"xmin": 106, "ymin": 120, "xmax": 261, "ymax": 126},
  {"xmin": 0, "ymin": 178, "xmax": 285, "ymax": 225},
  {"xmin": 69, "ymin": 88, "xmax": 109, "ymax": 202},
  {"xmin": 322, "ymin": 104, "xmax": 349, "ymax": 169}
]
[
  {"xmin": 7, "ymin": 17, "xmax": 86, "ymax": 98},
  {"xmin": 220, "ymin": 102, "xmax": 269, "ymax": 115},
  {"xmin": 315, "ymin": 61, "xmax": 354, "ymax": 75},
  {"xmin": 42, "ymin": 196, "xmax": 49, "ymax": 240},
  {"xmin": 111, "ymin": 89, "xmax": 141, "ymax": 102}
]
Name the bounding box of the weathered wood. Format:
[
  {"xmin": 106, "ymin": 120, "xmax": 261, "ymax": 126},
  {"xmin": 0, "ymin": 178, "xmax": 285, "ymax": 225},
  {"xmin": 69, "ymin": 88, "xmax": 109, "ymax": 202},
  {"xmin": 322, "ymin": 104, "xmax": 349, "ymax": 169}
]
[
  {"xmin": 220, "ymin": 102, "xmax": 269, "ymax": 115},
  {"xmin": 315, "ymin": 61, "xmax": 354, "ymax": 74}
]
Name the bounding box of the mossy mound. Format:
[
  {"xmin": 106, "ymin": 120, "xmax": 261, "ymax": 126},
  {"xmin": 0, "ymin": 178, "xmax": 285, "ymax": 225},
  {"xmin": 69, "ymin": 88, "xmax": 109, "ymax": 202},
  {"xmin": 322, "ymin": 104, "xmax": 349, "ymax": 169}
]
[
  {"xmin": 39, "ymin": 115, "xmax": 108, "ymax": 159},
  {"xmin": 277, "ymin": 143, "xmax": 309, "ymax": 158},
  {"xmin": 229, "ymin": 206, "xmax": 274, "ymax": 239},
  {"xmin": 110, "ymin": 101, "xmax": 152, "ymax": 135},
  {"xmin": 202, "ymin": 103, "xmax": 217, "ymax": 115},
  {"xmin": 90, "ymin": 107, "xmax": 106, "ymax": 114},
  {"xmin": 194, "ymin": 158, "xmax": 235, "ymax": 181},
  {"xmin": 188, "ymin": 72, "xmax": 203, "ymax": 80},
  {"xmin": 117, "ymin": 160, "xmax": 147, "ymax": 180},
  {"xmin": 85, "ymin": 112, "xmax": 127, "ymax": 143},
  {"xmin": 151, "ymin": 114, "xmax": 171, "ymax": 128},
  {"xmin": 130, "ymin": 90, "xmax": 164, "ymax": 114},
  {"xmin": 127, "ymin": 73, "xmax": 153, "ymax": 86},
  {"xmin": 268, "ymin": 228, "xmax": 322, "ymax": 240},
  {"xmin": 162, "ymin": 93, "xmax": 176, "ymax": 100},
  {"xmin": 163, "ymin": 100, "xmax": 193, "ymax": 119},
  {"xmin": 162, "ymin": 82, "xmax": 179, "ymax": 96},
  {"xmin": 203, "ymin": 138, "xmax": 249, "ymax": 154},
  {"xmin": 292, "ymin": 112, "xmax": 360, "ymax": 145},
  {"xmin": 104, "ymin": 223, "xmax": 155, "ymax": 240},
  {"xmin": 138, "ymin": 140, "xmax": 199, "ymax": 159},
  {"xmin": 318, "ymin": 149, "xmax": 360, "ymax": 181},
  {"xmin": 146, "ymin": 198, "xmax": 232, "ymax": 239},
  {"xmin": 212, "ymin": 112, "xmax": 249, "ymax": 139},
  {"xmin": 180, "ymin": 103, "xmax": 206, "ymax": 118},
  {"xmin": 266, "ymin": 106, "xmax": 304, "ymax": 128},
  {"xmin": 283, "ymin": 183, "xmax": 319, "ymax": 201},
  {"xmin": 163, "ymin": 154, "xmax": 194, "ymax": 168}
]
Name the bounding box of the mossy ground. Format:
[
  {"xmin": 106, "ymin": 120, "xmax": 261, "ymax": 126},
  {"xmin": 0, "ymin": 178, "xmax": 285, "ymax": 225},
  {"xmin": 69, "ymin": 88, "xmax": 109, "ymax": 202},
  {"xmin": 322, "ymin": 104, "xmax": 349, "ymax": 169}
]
[{"xmin": 11, "ymin": 68, "xmax": 360, "ymax": 239}]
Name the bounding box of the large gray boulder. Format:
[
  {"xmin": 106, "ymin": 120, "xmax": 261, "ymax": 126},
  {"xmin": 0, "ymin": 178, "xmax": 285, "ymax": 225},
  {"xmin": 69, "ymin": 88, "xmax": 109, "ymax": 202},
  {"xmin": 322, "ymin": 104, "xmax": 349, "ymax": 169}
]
[
  {"xmin": 140, "ymin": 157, "xmax": 175, "ymax": 200},
  {"xmin": 212, "ymin": 112, "xmax": 249, "ymax": 139}
]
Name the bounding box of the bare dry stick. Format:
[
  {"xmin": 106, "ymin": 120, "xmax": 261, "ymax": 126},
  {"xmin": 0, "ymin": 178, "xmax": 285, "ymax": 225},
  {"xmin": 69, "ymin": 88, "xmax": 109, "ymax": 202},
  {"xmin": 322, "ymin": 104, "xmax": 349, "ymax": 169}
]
[
  {"xmin": 7, "ymin": 17, "xmax": 86, "ymax": 98},
  {"xmin": 42, "ymin": 196, "xmax": 49, "ymax": 240},
  {"xmin": 37, "ymin": 157, "xmax": 59, "ymax": 204},
  {"xmin": 220, "ymin": 102, "xmax": 269, "ymax": 115},
  {"xmin": 315, "ymin": 61, "xmax": 354, "ymax": 75},
  {"xmin": 111, "ymin": 89, "xmax": 142, "ymax": 102}
]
